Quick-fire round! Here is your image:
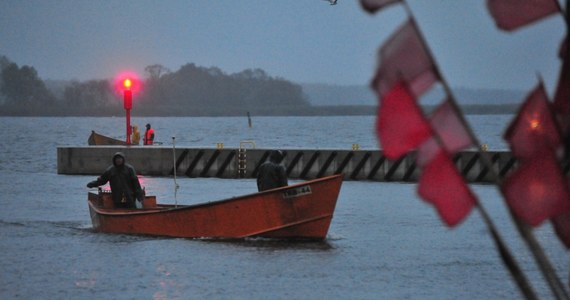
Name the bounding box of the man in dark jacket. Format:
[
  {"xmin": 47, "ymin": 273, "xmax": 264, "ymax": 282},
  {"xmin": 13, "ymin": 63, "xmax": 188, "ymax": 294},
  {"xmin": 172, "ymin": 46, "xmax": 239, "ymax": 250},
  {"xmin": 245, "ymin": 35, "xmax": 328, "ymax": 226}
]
[
  {"xmin": 257, "ymin": 150, "xmax": 288, "ymax": 192},
  {"xmin": 87, "ymin": 152, "xmax": 144, "ymax": 208}
]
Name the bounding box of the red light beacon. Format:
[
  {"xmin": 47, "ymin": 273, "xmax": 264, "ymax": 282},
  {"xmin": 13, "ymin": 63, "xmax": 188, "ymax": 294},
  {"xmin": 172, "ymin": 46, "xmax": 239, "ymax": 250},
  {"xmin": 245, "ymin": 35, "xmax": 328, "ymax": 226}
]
[
  {"xmin": 123, "ymin": 78, "xmax": 133, "ymax": 145},
  {"xmin": 115, "ymin": 72, "xmax": 140, "ymax": 145}
]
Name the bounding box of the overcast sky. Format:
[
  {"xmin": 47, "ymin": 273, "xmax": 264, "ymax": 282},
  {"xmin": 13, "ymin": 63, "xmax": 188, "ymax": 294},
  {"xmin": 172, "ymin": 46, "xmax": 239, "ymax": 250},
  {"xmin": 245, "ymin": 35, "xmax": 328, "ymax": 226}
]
[{"xmin": 0, "ymin": 0, "xmax": 565, "ymax": 92}]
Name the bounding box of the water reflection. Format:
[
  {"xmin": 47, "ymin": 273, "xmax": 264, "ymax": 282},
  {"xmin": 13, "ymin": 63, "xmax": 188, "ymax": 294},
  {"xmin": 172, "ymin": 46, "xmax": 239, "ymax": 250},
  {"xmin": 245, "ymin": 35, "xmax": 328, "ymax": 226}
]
[
  {"xmin": 202, "ymin": 237, "xmax": 334, "ymax": 251},
  {"xmin": 79, "ymin": 227, "xmax": 335, "ymax": 250}
]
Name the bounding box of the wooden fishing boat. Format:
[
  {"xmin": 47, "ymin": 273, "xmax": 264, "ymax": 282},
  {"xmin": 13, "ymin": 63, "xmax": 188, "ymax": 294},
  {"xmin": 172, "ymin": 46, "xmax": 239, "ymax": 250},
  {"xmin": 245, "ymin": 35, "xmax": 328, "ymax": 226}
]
[
  {"xmin": 87, "ymin": 174, "xmax": 343, "ymax": 240},
  {"xmin": 88, "ymin": 130, "xmax": 128, "ymax": 145}
]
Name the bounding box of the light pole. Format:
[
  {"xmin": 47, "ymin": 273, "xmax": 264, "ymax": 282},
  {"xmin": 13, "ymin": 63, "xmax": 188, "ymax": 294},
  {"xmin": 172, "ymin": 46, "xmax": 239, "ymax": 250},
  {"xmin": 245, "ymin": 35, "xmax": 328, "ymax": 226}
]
[{"xmin": 123, "ymin": 79, "xmax": 133, "ymax": 145}]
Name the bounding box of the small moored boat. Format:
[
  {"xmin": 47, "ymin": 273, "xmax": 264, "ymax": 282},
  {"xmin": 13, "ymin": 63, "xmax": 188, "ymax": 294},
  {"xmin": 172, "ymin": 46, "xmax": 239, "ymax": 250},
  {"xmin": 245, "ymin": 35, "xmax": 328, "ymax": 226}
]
[
  {"xmin": 88, "ymin": 130, "xmax": 128, "ymax": 146},
  {"xmin": 87, "ymin": 174, "xmax": 343, "ymax": 240}
]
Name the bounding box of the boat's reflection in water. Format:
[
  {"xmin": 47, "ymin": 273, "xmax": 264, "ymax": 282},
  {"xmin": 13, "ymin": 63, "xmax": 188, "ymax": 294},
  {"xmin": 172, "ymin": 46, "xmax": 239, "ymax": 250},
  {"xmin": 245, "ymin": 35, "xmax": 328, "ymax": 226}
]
[
  {"xmin": 201, "ymin": 237, "xmax": 334, "ymax": 251},
  {"xmin": 89, "ymin": 229, "xmax": 335, "ymax": 251}
]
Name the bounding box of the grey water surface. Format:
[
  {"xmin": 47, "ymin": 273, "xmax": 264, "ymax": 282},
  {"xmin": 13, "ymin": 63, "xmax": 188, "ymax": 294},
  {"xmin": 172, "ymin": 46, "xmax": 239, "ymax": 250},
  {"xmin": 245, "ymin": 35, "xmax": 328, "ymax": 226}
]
[{"xmin": 0, "ymin": 115, "xmax": 566, "ymax": 299}]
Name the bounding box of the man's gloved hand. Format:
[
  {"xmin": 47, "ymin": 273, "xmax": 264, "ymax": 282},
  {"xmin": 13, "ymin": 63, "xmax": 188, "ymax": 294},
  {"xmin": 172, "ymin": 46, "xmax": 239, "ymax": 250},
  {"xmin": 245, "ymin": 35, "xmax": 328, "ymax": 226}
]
[{"xmin": 86, "ymin": 182, "xmax": 97, "ymax": 188}]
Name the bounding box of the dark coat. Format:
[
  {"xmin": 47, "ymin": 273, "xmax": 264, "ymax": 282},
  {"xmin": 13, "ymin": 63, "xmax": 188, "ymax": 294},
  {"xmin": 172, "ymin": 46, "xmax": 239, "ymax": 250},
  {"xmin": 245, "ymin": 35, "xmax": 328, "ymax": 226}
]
[
  {"xmin": 257, "ymin": 161, "xmax": 288, "ymax": 192},
  {"xmin": 87, "ymin": 152, "xmax": 143, "ymax": 208}
]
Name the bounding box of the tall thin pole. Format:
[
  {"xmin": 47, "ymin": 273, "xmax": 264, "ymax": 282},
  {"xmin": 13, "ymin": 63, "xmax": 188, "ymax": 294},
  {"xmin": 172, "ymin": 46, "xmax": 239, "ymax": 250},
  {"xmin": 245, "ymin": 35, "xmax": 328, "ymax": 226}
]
[
  {"xmin": 172, "ymin": 136, "xmax": 179, "ymax": 208},
  {"xmin": 124, "ymin": 88, "xmax": 132, "ymax": 145},
  {"xmin": 126, "ymin": 109, "xmax": 131, "ymax": 145}
]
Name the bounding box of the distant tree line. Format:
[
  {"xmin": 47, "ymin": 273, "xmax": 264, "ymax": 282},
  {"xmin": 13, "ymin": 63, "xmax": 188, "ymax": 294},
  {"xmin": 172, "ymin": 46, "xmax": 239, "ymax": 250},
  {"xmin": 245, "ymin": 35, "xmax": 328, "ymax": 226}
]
[
  {"xmin": 0, "ymin": 55, "xmax": 518, "ymax": 116},
  {"xmin": 0, "ymin": 55, "xmax": 311, "ymax": 116},
  {"xmin": 0, "ymin": 56, "xmax": 58, "ymax": 115},
  {"xmin": 136, "ymin": 63, "xmax": 310, "ymax": 116}
]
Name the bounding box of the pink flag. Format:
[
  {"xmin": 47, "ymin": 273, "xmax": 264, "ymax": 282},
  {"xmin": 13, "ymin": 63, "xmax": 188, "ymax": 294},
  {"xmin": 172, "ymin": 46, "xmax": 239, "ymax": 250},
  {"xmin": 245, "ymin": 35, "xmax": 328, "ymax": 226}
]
[
  {"xmin": 360, "ymin": 0, "xmax": 401, "ymax": 14},
  {"xmin": 501, "ymin": 150, "xmax": 570, "ymax": 227},
  {"xmin": 417, "ymin": 100, "xmax": 475, "ymax": 167},
  {"xmin": 377, "ymin": 81, "xmax": 432, "ymax": 160},
  {"xmin": 371, "ymin": 19, "xmax": 439, "ymax": 98},
  {"xmin": 486, "ymin": 0, "xmax": 560, "ymax": 31},
  {"xmin": 416, "ymin": 138, "xmax": 440, "ymax": 168},
  {"xmin": 417, "ymin": 150, "xmax": 476, "ymax": 227},
  {"xmin": 504, "ymin": 82, "xmax": 562, "ymax": 159}
]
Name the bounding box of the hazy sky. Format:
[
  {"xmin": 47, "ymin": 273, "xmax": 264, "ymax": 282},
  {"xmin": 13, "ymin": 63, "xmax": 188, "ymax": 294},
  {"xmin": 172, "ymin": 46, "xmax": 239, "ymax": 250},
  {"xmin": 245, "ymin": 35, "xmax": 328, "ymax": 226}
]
[{"xmin": 0, "ymin": 0, "xmax": 565, "ymax": 92}]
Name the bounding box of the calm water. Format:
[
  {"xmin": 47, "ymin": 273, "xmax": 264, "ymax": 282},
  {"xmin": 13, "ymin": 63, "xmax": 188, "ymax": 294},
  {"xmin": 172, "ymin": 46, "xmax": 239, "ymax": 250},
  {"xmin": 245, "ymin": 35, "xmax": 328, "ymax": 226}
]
[{"xmin": 0, "ymin": 115, "xmax": 567, "ymax": 299}]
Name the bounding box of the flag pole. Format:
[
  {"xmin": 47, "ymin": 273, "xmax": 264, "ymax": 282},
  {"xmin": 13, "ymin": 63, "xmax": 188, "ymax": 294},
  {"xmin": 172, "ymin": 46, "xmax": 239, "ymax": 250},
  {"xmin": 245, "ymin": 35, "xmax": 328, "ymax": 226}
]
[{"xmin": 400, "ymin": 2, "xmax": 542, "ymax": 299}]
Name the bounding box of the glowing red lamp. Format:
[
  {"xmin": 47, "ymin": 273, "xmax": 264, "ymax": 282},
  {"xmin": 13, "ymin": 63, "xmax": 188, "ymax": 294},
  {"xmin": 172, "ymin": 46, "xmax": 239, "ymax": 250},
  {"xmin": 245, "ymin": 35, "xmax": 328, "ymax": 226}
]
[
  {"xmin": 123, "ymin": 79, "xmax": 133, "ymax": 110},
  {"xmin": 123, "ymin": 78, "xmax": 132, "ymax": 89},
  {"xmin": 114, "ymin": 72, "xmax": 141, "ymax": 145}
]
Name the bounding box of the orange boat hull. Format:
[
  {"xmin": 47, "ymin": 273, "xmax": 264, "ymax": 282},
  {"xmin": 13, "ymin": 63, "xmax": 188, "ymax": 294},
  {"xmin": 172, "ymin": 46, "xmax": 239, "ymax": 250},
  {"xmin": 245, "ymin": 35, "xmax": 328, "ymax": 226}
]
[{"xmin": 88, "ymin": 174, "xmax": 343, "ymax": 240}]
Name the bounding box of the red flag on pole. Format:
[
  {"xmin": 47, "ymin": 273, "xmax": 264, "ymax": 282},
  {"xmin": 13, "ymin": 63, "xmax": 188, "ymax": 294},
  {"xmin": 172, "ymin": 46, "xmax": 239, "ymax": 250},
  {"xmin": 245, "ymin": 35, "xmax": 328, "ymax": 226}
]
[
  {"xmin": 360, "ymin": 0, "xmax": 401, "ymax": 14},
  {"xmin": 417, "ymin": 150, "xmax": 476, "ymax": 227},
  {"xmin": 416, "ymin": 138, "xmax": 440, "ymax": 168},
  {"xmin": 377, "ymin": 81, "xmax": 432, "ymax": 160},
  {"xmin": 501, "ymin": 150, "xmax": 570, "ymax": 227},
  {"xmin": 371, "ymin": 19, "xmax": 439, "ymax": 98},
  {"xmin": 504, "ymin": 82, "xmax": 562, "ymax": 159},
  {"xmin": 486, "ymin": 0, "xmax": 560, "ymax": 31},
  {"xmin": 417, "ymin": 100, "xmax": 475, "ymax": 167}
]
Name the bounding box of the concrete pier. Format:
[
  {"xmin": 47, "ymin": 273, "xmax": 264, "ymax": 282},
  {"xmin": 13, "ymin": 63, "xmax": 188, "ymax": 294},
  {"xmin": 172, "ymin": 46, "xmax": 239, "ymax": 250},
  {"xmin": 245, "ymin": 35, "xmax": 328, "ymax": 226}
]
[{"xmin": 58, "ymin": 146, "xmax": 521, "ymax": 183}]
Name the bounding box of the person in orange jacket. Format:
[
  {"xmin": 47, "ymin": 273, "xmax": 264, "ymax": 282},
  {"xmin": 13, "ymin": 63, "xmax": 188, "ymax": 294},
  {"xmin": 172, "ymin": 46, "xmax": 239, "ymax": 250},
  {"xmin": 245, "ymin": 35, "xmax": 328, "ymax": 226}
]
[{"xmin": 144, "ymin": 123, "xmax": 155, "ymax": 145}]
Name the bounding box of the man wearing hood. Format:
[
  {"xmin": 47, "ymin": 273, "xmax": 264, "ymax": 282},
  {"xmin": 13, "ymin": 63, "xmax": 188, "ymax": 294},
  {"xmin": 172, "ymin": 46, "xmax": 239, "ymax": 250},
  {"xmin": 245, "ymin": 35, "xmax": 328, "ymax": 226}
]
[
  {"xmin": 257, "ymin": 150, "xmax": 288, "ymax": 192},
  {"xmin": 87, "ymin": 152, "xmax": 144, "ymax": 208}
]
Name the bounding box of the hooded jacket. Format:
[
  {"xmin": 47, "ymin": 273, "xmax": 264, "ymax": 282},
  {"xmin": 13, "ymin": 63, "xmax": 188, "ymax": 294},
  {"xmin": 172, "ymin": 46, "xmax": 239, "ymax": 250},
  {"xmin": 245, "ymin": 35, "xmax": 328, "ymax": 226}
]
[
  {"xmin": 87, "ymin": 152, "xmax": 144, "ymax": 208},
  {"xmin": 257, "ymin": 150, "xmax": 288, "ymax": 192}
]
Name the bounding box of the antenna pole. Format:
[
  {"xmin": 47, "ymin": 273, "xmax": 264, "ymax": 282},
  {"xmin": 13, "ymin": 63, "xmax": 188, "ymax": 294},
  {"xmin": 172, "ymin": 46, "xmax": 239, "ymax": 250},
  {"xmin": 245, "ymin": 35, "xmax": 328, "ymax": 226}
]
[{"xmin": 172, "ymin": 136, "xmax": 180, "ymax": 208}]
